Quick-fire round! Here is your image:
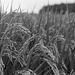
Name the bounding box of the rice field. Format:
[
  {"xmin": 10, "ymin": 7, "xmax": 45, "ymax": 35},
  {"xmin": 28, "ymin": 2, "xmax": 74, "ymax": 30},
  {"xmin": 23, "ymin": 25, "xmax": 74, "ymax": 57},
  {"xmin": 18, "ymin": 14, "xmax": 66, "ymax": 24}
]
[{"xmin": 0, "ymin": 2, "xmax": 75, "ymax": 75}]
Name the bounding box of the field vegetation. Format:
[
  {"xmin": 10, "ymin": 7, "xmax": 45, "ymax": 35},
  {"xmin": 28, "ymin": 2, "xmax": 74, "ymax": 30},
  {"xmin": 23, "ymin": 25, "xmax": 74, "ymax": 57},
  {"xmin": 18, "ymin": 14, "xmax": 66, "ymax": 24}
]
[{"xmin": 0, "ymin": 2, "xmax": 75, "ymax": 75}]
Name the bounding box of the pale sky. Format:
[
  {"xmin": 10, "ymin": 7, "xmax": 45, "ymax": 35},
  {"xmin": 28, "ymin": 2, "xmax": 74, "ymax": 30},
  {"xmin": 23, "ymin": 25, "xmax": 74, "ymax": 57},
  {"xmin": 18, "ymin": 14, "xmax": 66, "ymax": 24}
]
[{"xmin": 1, "ymin": 0, "xmax": 75, "ymax": 13}]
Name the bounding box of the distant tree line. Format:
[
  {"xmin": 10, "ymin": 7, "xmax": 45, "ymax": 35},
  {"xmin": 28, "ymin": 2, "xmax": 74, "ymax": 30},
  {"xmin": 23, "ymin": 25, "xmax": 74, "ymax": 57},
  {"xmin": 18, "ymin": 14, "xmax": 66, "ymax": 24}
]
[{"xmin": 39, "ymin": 3, "xmax": 75, "ymax": 14}]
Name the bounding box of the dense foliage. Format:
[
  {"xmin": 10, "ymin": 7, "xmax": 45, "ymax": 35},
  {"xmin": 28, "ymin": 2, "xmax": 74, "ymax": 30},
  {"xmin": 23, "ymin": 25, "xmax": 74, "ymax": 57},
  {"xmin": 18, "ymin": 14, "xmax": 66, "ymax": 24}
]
[{"xmin": 0, "ymin": 4, "xmax": 75, "ymax": 75}]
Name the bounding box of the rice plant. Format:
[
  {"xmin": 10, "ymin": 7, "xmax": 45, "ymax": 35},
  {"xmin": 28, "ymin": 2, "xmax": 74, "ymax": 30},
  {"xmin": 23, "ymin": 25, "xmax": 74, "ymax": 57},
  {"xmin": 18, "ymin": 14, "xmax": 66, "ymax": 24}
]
[{"xmin": 0, "ymin": 1, "xmax": 75, "ymax": 75}]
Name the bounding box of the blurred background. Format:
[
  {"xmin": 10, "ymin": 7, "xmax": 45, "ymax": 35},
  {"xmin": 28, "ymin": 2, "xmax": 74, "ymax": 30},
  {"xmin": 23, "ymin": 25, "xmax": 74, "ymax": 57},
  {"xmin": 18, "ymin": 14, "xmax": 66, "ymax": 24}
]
[{"xmin": 1, "ymin": 0, "xmax": 75, "ymax": 13}]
